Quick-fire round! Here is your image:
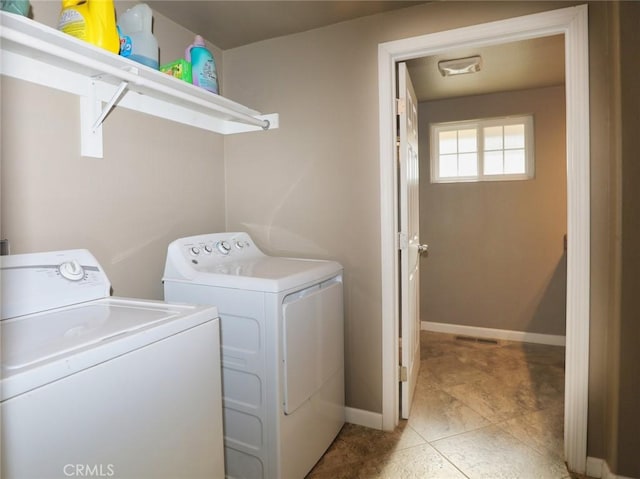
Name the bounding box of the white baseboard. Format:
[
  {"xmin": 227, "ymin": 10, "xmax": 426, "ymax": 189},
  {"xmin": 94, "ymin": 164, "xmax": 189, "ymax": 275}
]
[
  {"xmin": 345, "ymin": 407, "xmax": 383, "ymax": 430},
  {"xmin": 421, "ymin": 321, "xmax": 566, "ymax": 346},
  {"xmin": 587, "ymin": 456, "xmax": 604, "ymax": 478},
  {"xmin": 585, "ymin": 456, "xmax": 637, "ymax": 479}
]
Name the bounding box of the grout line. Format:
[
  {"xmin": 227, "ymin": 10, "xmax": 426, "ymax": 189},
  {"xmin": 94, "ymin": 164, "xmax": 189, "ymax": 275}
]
[
  {"xmin": 414, "ymin": 386, "xmax": 499, "ymax": 442},
  {"xmin": 428, "ymin": 439, "xmax": 472, "ymax": 479},
  {"xmin": 434, "ymin": 382, "xmax": 503, "ymax": 426},
  {"xmin": 405, "ymin": 422, "xmax": 430, "ymax": 446},
  {"xmin": 420, "ymin": 332, "xmax": 569, "ymax": 476},
  {"xmin": 311, "ymin": 332, "xmax": 567, "ymax": 477},
  {"xmin": 428, "ymin": 421, "xmax": 496, "ymax": 446},
  {"xmin": 494, "ymin": 413, "xmax": 567, "ymax": 464}
]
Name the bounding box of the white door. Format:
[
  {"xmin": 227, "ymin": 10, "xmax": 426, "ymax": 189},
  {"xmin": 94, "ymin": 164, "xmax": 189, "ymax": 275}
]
[{"xmin": 398, "ymin": 62, "xmax": 423, "ymax": 419}]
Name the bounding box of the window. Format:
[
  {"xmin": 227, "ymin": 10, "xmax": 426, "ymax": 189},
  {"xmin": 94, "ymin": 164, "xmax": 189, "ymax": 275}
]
[{"xmin": 430, "ymin": 115, "xmax": 534, "ymax": 183}]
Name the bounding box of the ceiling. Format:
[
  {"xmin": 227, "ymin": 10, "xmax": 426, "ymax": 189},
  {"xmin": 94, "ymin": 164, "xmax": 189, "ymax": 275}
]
[
  {"xmin": 146, "ymin": 1, "xmax": 427, "ymax": 50},
  {"xmin": 407, "ymin": 34, "xmax": 565, "ymax": 102},
  {"xmin": 145, "ymin": 2, "xmax": 565, "ymax": 102}
]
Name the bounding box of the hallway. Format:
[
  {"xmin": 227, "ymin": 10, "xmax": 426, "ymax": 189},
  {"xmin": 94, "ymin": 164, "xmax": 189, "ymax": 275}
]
[{"xmin": 307, "ymin": 331, "xmax": 585, "ymax": 478}]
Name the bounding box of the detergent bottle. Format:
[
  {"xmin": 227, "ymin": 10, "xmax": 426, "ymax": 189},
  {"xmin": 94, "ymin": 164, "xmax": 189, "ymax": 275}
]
[
  {"xmin": 0, "ymin": 0, "xmax": 30, "ymax": 16},
  {"xmin": 185, "ymin": 35, "xmax": 218, "ymax": 94},
  {"xmin": 118, "ymin": 3, "xmax": 159, "ymax": 69},
  {"xmin": 57, "ymin": 0, "xmax": 119, "ymax": 54}
]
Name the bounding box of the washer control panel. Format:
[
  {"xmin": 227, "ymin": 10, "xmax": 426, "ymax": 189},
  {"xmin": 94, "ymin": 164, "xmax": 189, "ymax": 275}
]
[
  {"xmin": 168, "ymin": 232, "xmax": 265, "ymax": 268},
  {"xmin": 1, "ymin": 249, "xmax": 111, "ymax": 320}
]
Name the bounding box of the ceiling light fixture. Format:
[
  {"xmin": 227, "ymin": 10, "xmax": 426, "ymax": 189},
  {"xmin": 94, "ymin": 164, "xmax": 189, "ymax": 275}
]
[{"xmin": 438, "ymin": 55, "xmax": 482, "ymax": 77}]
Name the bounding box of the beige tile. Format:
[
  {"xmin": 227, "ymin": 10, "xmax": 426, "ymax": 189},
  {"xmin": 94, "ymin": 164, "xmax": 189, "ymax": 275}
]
[
  {"xmin": 408, "ymin": 387, "xmax": 491, "ymax": 441},
  {"xmin": 466, "ymin": 345, "xmax": 529, "ymax": 373},
  {"xmin": 311, "ymin": 332, "xmax": 569, "ymax": 478},
  {"xmin": 473, "ymin": 356, "xmax": 532, "ymax": 388},
  {"xmin": 526, "ymin": 368, "xmax": 564, "ymax": 412},
  {"xmin": 443, "ymin": 374, "xmax": 541, "ymax": 423},
  {"xmin": 420, "ymin": 331, "xmax": 462, "ymax": 359},
  {"xmin": 442, "ymin": 352, "xmax": 564, "ymax": 422},
  {"xmin": 432, "ymin": 424, "xmax": 571, "ymax": 479},
  {"xmin": 503, "ymin": 342, "xmax": 566, "ymax": 368},
  {"xmin": 365, "ymin": 443, "xmax": 469, "ymax": 479},
  {"xmin": 498, "ymin": 403, "xmax": 565, "ymax": 461},
  {"xmin": 492, "ymin": 360, "xmax": 564, "ymax": 412},
  {"xmin": 419, "ymin": 354, "xmax": 495, "ymax": 390},
  {"xmin": 421, "ymin": 332, "xmax": 504, "ymax": 366},
  {"xmin": 308, "ymin": 443, "xmax": 468, "ymax": 479},
  {"xmin": 306, "ymin": 421, "xmax": 426, "ymax": 477}
]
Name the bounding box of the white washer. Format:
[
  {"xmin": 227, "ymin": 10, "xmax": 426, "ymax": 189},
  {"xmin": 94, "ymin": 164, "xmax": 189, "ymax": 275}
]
[
  {"xmin": 1, "ymin": 249, "xmax": 225, "ymax": 479},
  {"xmin": 163, "ymin": 232, "xmax": 345, "ymax": 479}
]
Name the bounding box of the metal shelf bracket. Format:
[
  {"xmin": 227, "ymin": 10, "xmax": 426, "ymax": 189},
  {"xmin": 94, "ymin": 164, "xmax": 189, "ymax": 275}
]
[{"xmin": 92, "ymin": 80, "xmax": 129, "ymax": 131}]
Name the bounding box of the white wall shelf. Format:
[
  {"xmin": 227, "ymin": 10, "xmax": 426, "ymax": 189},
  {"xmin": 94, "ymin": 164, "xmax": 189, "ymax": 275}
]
[{"xmin": 0, "ymin": 11, "xmax": 279, "ymax": 158}]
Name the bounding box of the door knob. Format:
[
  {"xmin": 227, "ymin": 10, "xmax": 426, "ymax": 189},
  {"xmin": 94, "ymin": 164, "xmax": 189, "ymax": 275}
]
[{"xmin": 418, "ymin": 244, "xmax": 429, "ymax": 255}]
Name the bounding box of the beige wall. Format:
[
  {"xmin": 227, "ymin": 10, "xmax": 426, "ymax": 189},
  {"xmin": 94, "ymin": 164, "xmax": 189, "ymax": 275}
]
[
  {"xmin": 221, "ymin": 0, "xmax": 621, "ymax": 466},
  {"xmin": 597, "ymin": 4, "xmax": 640, "ymax": 476},
  {"xmin": 616, "ymin": 2, "xmax": 640, "ymax": 476},
  {"xmin": 418, "ymin": 86, "xmax": 567, "ymax": 335},
  {"xmin": 585, "ymin": 0, "xmax": 616, "ymax": 462},
  {"xmin": 221, "ymin": 1, "xmax": 588, "ymax": 413},
  {"xmin": 604, "ymin": 1, "xmax": 622, "ymax": 471},
  {"xmin": 0, "ymin": 1, "xmax": 226, "ymax": 299},
  {"xmin": 3, "ymin": 0, "xmax": 636, "ymax": 473}
]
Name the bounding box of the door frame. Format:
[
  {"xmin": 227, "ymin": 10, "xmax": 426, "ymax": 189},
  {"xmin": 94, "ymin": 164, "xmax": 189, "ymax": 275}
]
[{"xmin": 378, "ymin": 5, "xmax": 590, "ymax": 474}]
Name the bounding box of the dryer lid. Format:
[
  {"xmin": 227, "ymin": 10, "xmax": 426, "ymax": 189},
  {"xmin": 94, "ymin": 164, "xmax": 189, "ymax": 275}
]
[
  {"xmin": 169, "ymin": 256, "xmax": 342, "ymax": 292},
  {"xmin": 163, "ymin": 232, "xmax": 342, "ymax": 293}
]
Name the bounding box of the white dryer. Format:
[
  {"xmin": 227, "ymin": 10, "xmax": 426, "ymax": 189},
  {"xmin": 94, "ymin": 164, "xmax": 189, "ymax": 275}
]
[
  {"xmin": 163, "ymin": 232, "xmax": 345, "ymax": 479},
  {"xmin": 1, "ymin": 249, "xmax": 225, "ymax": 479}
]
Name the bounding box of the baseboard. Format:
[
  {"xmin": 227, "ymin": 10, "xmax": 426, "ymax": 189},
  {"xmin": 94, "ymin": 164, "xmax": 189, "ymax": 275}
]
[
  {"xmin": 587, "ymin": 457, "xmax": 605, "ymax": 478},
  {"xmin": 345, "ymin": 407, "xmax": 383, "ymax": 430},
  {"xmin": 421, "ymin": 321, "xmax": 566, "ymax": 346},
  {"xmin": 586, "ymin": 456, "xmax": 637, "ymax": 479}
]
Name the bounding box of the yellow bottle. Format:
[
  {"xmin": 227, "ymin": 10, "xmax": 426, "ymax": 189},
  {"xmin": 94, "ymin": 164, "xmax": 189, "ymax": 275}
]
[{"xmin": 58, "ymin": 0, "xmax": 119, "ymax": 54}]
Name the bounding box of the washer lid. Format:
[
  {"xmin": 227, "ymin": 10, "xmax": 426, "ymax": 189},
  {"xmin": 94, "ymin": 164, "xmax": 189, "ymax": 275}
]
[
  {"xmin": 171, "ymin": 256, "xmax": 342, "ymax": 292},
  {"xmin": 1, "ymin": 297, "xmax": 218, "ymax": 401}
]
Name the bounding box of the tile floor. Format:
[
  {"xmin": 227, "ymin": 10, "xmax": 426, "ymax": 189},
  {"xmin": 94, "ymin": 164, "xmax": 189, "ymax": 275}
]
[{"xmin": 307, "ymin": 331, "xmax": 590, "ymax": 479}]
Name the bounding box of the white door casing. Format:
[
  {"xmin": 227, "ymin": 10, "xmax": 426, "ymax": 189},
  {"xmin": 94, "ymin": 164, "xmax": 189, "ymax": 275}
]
[
  {"xmin": 378, "ymin": 5, "xmax": 590, "ymax": 474},
  {"xmin": 398, "ymin": 62, "xmax": 421, "ymax": 419}
]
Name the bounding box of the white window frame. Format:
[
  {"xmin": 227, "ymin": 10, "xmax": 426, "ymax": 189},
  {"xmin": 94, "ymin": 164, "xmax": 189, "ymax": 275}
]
[{"xmin": 430, "ymin": 115, "xmax": 535, "ymax": 183}]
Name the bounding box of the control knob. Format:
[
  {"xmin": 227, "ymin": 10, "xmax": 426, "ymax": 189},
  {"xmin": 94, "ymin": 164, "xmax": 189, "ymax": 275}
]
[
  {"xmin": 216, "ymin": 241, "xmax": 231, "ymax": 255},
  {"xmin": 58, "ymin": 260, "xmax": 85, "ymax": 281},
  {"xmin": 190, "ymin": 247, "xmax": 201, "ymax": 256}
]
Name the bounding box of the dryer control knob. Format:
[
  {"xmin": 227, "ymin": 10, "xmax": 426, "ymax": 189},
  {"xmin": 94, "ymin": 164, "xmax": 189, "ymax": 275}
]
[
  {"xmin": 190, "ymin": 247, "xmax": 201, "ymax": 256},
  {"xmin": 204, "ymin": 245, "xmax": 213, "ymax": 254},
  {"xmin": 234, "ymin": 240, "xmax": 244, "ymax": 249},
  {"xmin": 59, "ymin": 260, "xmax": 85, "ymax": 281},
  {"xmin": 216, "ymin": 241, "xmax": 231, "ymax": 255}
]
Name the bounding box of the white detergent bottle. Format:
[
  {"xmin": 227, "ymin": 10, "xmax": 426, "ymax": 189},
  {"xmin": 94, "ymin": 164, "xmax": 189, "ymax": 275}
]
[
  {"xmin": 186, "ymin": 35, "xmax": 218, "ymax": 94},
  {"xmin": 118, "ymin": 3, "xmax": 159, "ymax": 69}
]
